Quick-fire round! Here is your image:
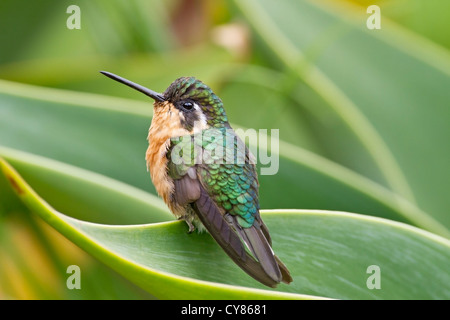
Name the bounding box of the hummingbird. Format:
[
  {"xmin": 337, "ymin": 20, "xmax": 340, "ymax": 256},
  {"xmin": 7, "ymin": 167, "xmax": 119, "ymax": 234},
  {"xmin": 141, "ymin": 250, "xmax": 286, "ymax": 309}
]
[{"xmin": 100, "ymin": 71, "xmax": 292, "ymax": 287}]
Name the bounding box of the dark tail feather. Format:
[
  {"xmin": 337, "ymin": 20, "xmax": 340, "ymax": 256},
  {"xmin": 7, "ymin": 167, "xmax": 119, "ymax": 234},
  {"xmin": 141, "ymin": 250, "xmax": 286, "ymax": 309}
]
[
  {"xmin": 194, "ymin": 188, "xmax": 280, "ymax": 287},
  {"xmin": 275, "ymin": 255, "xmax": 293, "ymax": 284},
  {"xmin": 251, "ymin": 214, "xmax": 292, "ymax": 284},
  {"xmin": 257, "ymin": 216, "xmax": 272, "ymax": 246},
  {"xmin": 194, "ymin": 187, "xmax": 291, "ymax": 287},
  {"xmin": 242, "ymin": 225, "xmax": 282, "ymax": 283}
]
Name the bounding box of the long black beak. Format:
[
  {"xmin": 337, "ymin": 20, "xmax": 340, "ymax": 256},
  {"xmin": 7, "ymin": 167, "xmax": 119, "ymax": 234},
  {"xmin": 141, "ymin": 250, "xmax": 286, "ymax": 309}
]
[{"xmin": 100, "ymin": 71, "xmax": 165, "ymax": 102}]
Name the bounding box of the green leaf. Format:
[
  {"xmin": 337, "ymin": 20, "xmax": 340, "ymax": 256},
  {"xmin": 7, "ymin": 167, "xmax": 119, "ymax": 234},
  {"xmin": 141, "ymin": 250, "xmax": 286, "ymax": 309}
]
[
  {"xmin": 2, "ymin": 157, "xmax": 449, "ymax": 299},
  {"xmin": 0, "ymin": 0, "xmax": 173, "ymax": 65},
  {"xmin": 0, "ymin": 147, "xmax": 170, "ymax": 225},
  {"xmin": 337, "ymin": 0, "xmax": 450, "ymax": 51},
  {"xmin": 219, "ymin": 65, "xmax": 322, "ymax": 152},
  {"xmin": 232, "ymin": 0, "xmax": 450, "ymax": 230}
]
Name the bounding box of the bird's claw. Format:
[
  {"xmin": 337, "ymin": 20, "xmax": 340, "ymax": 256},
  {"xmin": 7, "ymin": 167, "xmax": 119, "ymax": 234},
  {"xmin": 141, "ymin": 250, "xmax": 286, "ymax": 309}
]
[{"xmin": 177, "ymin": 215, "xmax": 195, "ymax": 233}]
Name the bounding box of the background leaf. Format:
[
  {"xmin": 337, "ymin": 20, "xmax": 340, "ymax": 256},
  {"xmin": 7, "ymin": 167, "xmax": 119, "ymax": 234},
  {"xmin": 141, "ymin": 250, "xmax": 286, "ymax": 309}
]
[{"xmin": 231, "ymin": 0, "xmax": 450, "ymax": 230}]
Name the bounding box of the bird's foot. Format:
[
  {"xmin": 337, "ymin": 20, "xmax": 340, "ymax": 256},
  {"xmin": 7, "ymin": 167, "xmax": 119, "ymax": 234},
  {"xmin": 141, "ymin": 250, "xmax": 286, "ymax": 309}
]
[{"xmin": 177, "ymin": 215, "xmax": 195, "ymax": 233}]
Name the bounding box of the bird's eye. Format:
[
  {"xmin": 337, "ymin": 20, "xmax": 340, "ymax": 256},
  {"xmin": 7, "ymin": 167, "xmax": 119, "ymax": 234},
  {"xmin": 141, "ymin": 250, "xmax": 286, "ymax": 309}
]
[{"xmin": 182, "ymin": 101, "xmax": 194, "ymax": 110}]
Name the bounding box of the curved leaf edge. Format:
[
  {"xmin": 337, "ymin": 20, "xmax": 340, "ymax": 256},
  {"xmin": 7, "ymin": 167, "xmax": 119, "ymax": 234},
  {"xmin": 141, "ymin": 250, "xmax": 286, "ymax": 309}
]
[
  {"xmin": 3, "ymin": 157, "xmax": 450, "ymax": 299},
  {"xmin": 0, "ymin": 146, "xmax": 171, "ymax": 220},
  {"xmin": 0, "ymin": 157, "xmax": 327, "ymax": 300}
]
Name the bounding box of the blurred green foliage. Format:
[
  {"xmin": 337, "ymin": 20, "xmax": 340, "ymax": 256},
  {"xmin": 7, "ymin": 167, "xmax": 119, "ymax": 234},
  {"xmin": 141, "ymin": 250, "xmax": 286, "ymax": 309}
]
[{"xmin": 0, "ymin": 0, "xmax": 449, "ymax": 299}]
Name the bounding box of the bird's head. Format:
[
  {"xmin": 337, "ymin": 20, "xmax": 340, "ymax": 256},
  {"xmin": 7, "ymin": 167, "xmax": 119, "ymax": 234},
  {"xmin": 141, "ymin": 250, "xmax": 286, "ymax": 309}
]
[{"xmin": 101, "ymin": 71, "xmax": 229, "ymax": 135}]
